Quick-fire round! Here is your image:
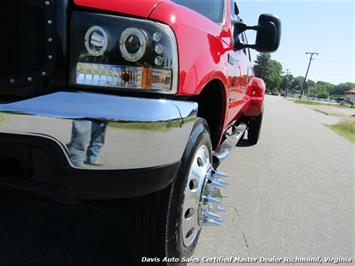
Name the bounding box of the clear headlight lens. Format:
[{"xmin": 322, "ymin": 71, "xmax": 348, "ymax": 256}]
[
  {"xmin": 119, "ymin": 28, "xmax": 148, "ymax": 62},
  {"xmin": 84, "ymin": 26, "xmax": 108, "ymax": 56},
  {"xmin": 76, "ymin": 62, "xmax": 172, "ymax": 92},
  {"xmin": 70, "ymin": 12, "xmax": 178, "ymax": 94},
  {"xmin": 154, "ymin": 44, "xmax": 165, "ymax": 55}
]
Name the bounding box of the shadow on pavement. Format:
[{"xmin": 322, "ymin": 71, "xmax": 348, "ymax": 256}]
[
  {"xmin": 236, "ymin": 139, "xmax": 255, "ymax": 148},
  {"xmin": 0, "ymin": 187, "xmax": 137, "ymax": 266}
]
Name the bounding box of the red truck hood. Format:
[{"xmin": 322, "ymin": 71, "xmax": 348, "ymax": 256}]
[{"xmin": 74, "ymin": 0, "xmax": 167, "ymax": 18}]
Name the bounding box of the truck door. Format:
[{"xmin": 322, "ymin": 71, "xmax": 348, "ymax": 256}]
[{"xmin": 226, "ymin": 1, "xmax": 250, "ymax": 123}]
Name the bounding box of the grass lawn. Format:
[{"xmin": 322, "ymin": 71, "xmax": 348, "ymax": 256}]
[
  {"xmin": 294, "ymin": 99, "xmax": 354, "ymax": 109},
  {"xmin": 328, "ymin": 121, "xmax": 355, "ymax": 143},
  {"xmin": 0, "ymin": 114, "xmax": 5, "ymax": 126}
]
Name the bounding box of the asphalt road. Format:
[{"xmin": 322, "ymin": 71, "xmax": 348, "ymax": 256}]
[
  {"xmin": 192, "ymin": 96, "xmax": 354, "ymax": 264},
  {"xmin": 0, "ymin": 96, "xmax": 353, "ymax": 265}
]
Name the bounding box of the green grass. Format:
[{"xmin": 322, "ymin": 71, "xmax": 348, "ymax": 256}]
[
  {"xmin": 294, "ymin": 99, "xmax": 354, "ymax": 109},
  {"xmin": 0, "ymin": 114, "xmax": 5, "ymax": 126},
  {"xmin": 339, "ymin": 102, "xmax": 355, "ymax": 108},
  {"xmin": 313, "ymin": 108, "xmax": 344, "ymax": 117},
  {"xmin": 328, "ymin": 121, "xmax": 355, "ymax": 143},
  {"xmin": 294, "ymin": 99, "xmax": 327, "ymax": 105}
]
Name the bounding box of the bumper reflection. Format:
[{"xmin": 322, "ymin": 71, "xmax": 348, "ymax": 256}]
[{"xmin": 67, "ymin": 120, "xmax": 108, "ymax": 167}]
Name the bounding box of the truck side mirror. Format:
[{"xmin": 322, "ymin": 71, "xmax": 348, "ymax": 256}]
[
  {"xmin": 255, "ymin": 14, "xmax": 281, "ymax": 52},
  {"xmin": 234, "ymin": 14, "xmax": 281, "ymax": 53}
]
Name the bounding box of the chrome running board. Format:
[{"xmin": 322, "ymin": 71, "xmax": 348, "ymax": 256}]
[{"xmin": 212, "ymin": 123, "xmax": 247, "ymax": 168}]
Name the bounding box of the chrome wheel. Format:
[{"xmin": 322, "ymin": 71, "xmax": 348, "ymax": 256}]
[
  {"xmin": 181, "ymin": 145, "xmax": 229, "ymax": 247},
  {"xmin": 181, "ymin": 145, "xmax": 210, "ymax": 247}
]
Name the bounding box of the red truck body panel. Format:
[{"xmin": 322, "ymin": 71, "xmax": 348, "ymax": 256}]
[
  {"xmin": 148, "ymin": 1, "xmax": 265, "ymax": 128},
  {"xmin": 74, "ymin": 0, "xmax": 166, "ymax": 18},
  {"xmin": 74, "ymin": 0, "xmax": 265, "ymax": 141}
]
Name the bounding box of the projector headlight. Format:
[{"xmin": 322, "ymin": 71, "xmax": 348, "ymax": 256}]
[
  {"xmin": 84, "ymin": 26, "xmax": 108, "ymax": 56},
  {"xmin": 70, "ymin": 12, "xmax": 178, "ymax": 94},
  {"xmin": 120, "ymin": 28, "xmax": 148, "ymax": 62}
]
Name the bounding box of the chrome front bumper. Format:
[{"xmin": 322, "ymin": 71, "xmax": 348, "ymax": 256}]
[{"xmin": 0, "ymin": 91, "xmax": 198, "ymax": 171}]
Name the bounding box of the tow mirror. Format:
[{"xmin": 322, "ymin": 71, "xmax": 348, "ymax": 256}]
[{"xmin": 234, "ymin": 14, "xmax": 281, "ymax": 53}]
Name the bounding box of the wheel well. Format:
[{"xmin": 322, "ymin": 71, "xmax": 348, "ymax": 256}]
[{"xmin": 196, "ymin": 80, "xmax": 226, "ymax": 150}]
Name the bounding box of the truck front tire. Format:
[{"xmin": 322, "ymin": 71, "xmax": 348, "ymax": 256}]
[
  {"xmin": 247, "ymin": 110, "xmax": 263, "ymax": 145},
  {"xmin": 129, "ymin": 119, "xmax": 212, "ymax": 265}
]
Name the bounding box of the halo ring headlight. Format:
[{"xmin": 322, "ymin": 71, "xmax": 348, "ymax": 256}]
[
  {"xmin": 120, "ymin": 28, "xmax": 147, "ymax": 62},
  {"xmin": 85, "ymin": 26, "xmax": 108, "ymax": 56}
]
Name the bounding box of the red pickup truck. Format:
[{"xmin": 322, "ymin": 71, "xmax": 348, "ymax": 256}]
[{"xmin": 0, "ymin": 0, "xmax": 280, "ymax": 263}]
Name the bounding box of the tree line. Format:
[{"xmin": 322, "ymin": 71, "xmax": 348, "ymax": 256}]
[{"xmin": 254, "ymin": 54, "xmax": 355, "ymax": 99}]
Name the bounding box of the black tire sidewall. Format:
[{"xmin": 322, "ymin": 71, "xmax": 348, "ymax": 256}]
[
  {"xmin": 248, "ymin": 109, "xmax": 263, "ymax": 145},
  {"xmin": 165, "ymin": 119, "xmax": 212, "ymax": 262}
]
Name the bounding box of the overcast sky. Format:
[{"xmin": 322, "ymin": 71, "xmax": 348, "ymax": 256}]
[{"xmin": 237, "ymin": 0, "xmax": 355, "ymax": 85}]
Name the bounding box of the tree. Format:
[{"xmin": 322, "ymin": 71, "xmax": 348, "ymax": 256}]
[
  {"xmin": 280, "ymin": 74, "xmax": 294, "ymax": 92},
  {"xmin": 329, "ymin": 82, "xmax": 355, "ymax": 97},
  {"xmin": 289, "ymin": 76, "xmax": 304, "ymax": 94},
  {"xmin": 254, "ymin": 54, "xmax": 283, "ymax": 93},
  {"xmin": 306, "ymin": 79, "xmax": 317, "ymax": 96},
  {"xmin": 253, "ymin": 54, "xmax": 354, "ymax": 98}
]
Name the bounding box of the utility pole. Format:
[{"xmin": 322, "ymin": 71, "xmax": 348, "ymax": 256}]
[
  {"xmin": 284, "ymin": 69, "xmax": 291, "ymax": 98},
  {"xmin": 300, "ymin": 52, "xmax": 319, "ymax": 99}
]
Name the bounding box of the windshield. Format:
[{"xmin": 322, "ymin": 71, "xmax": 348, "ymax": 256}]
[{"xmin": 172, "ymin": 0, "xmax": 225, "ymax": 24}]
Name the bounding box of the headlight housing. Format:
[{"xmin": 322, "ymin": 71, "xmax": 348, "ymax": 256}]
[
  {"xmin": 70, "ymin": 11, "xmax": 178, "ymax": 94},
  {"xmin": 119, "ymin": 28, "xmax": 148, "ymax": 62}
]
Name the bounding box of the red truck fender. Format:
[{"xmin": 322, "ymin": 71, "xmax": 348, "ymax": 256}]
[
  {"xmin": 148, "ymin": 1, "xmax": 231, "ymax": 96},
  {"xmin": 244, "ymin": 77, "xmax": 266, "ymax": 117}
]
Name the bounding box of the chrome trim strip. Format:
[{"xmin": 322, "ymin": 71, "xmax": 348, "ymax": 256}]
[
  {"xmin": 0, "ymin": 91, "xmax": 198, "ymax": 170},
  {"xmin": 219, "ymin": 0, "xmax": 228, "ymax": 27}
]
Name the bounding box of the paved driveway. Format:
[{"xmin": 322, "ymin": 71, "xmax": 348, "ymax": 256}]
[{"xmin": 192, "ymin": 96, "xmax": 354, "ymax": 264}]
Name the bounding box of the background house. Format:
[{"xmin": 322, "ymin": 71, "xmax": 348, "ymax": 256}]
[{"xmin": 344, "ymin": 88, "xmax": 355, "ymax": 104}]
